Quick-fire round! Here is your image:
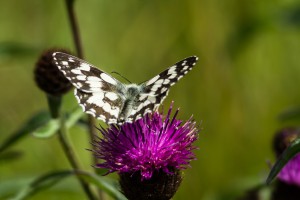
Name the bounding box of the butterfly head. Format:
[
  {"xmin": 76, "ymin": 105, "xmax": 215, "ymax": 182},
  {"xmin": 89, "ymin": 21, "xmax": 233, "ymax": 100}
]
[{"xmin": 124, "ymin": 84, "xmax": 142, "ymax": 98}]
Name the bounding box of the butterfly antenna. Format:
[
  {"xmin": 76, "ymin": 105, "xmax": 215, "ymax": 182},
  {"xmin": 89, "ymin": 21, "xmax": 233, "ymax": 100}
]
[{"xmin": 111, "ymin": 71, "xmax": 132, "ymax": 83}]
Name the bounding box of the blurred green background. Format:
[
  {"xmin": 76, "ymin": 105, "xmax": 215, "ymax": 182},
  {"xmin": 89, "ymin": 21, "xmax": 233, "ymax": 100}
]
[{"xmin": 1, "ymin": 0, "xmax": 300, "ymax": 199}]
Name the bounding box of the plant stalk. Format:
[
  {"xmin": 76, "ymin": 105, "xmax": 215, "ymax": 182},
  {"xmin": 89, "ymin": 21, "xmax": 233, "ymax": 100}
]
[
  {"xmin": 47, "ymin": 95, "xmax": 96, "ymax": 200},
  {"xmin": 57, "ymin": 117, "xmax": 96, "ymax": 200},
  {"xmin": 64, "ymin": 0, "xmax": 103, "ymax": 199},
  {"xmin": 65, "ymin": 0, "xmax": 83, "ymax": 58}
]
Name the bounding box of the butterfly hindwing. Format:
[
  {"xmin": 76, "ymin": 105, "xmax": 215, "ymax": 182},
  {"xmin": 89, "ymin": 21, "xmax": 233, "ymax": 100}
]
[
  {"xmin": 74, "ymin": 89, "xmax": 123, "ymax": 124},
  {"xmin": 127, "ymin": 91, "xmax": 169, "ymax": 122}
]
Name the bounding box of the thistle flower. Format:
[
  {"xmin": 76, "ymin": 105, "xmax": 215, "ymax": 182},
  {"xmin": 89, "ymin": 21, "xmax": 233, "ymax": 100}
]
[{"xmin": 93, "ymin": 102, "xmax": 199, "ymax": 200}]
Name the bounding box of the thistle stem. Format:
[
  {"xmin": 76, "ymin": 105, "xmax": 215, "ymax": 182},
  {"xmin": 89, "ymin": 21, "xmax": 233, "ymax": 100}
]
[
  {"xmin": 65, "ymin": 0, "xmax": 83, "ymax": 58},
  {"xmin": 57, "ymin": 117, "xmax": 96, "ymax": 200},
  {"xmin": 64, "ymin": 0, "xmax": 103, "ymax": 199},
  {"xmin": 47, "ymin": 95, "xmax": 96, "ymax": 200}
]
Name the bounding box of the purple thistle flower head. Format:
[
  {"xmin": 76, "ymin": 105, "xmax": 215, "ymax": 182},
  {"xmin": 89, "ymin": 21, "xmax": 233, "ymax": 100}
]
[{"xmin": 93, "ymin": 102, "xmax": 199, "ymax": 180}]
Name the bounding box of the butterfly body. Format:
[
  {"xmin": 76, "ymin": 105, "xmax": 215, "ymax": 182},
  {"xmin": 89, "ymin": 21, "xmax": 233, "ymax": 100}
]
[
  {"xmin": 115, "ymin": 83, "xmax": 143, "ymax": 123},
  {"xmin": 53, "ymin": 52, "xmax": 198, "ymax": 125}
]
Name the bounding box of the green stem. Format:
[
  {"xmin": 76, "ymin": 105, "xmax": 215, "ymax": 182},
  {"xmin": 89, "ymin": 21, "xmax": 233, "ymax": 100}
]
[
  {"xmin": 47, "ymin": 95, "xmax": 96, "ymax": 200},
  {"xmin": 65, "ymin": 0, "xmax": 83, "ymax": 58},
  {"xmin": 57, "ymin": 117, "xmax": 96, "ymax": 200},
  {"xmin": 64, "ymin": 0, "xmax": 103, "ymax": 199},
  {"xmin": 47, "ymin": 95, "xmax": 62, "ymax": 119}
]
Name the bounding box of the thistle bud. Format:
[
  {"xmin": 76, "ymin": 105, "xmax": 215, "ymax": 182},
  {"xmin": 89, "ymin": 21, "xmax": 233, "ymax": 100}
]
[{"xmin": 34, "ymin": 49, "xmax": 72, "ymax": 96}]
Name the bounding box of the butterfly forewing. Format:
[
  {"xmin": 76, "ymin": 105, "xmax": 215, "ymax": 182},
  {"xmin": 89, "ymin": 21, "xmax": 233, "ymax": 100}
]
[
  {"xmin": 142, "ymin": 56, "xmax": 198, "ymax": 95},
  {"xmin": 53, "ymin": 52, "xmax": 126, "ymax": 124},
  {"xmin": 53, "ymin": 52, "xmax": 121, "ymax": 93}
]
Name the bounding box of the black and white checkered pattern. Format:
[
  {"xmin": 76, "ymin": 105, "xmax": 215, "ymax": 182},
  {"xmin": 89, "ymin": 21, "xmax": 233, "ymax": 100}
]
[{"xmin": 53, "ymin": 52, "xmax": 198, "ymax": 125}]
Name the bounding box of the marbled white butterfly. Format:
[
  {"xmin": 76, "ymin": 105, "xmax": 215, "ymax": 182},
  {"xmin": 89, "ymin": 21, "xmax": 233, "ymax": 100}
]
[{"xmin": 53, "ymin": 52, "xmax": 198, "ymax": 125}]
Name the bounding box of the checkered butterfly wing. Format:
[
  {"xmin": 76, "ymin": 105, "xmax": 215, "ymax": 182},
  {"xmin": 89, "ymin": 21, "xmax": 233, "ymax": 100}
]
[
  {"xmin": 126, "ymin": 56, "xmax": 199, "ymax": 121},
  {"xmin": 52, "ymin": 52, "xmax": 124, "ymax": 124}
]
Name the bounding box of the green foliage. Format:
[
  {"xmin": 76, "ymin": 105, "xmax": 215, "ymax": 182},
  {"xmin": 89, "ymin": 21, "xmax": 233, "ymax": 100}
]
[
  {"xmin": 76, "ymin": 171, "xmax": 127, "ymax": 200},
  {"xmin": 32, "ymin": 107, "xmax": 84, "ymax": 138},
  {"xmin": 11, "ymin": 170, "xmax": 73, "ymax": 200},
  {"xmin": 32, "ymin": 118, "xmax": 60, "ymax": 138},
  {"xmin": 0, "ymin": 111, "xmax": 50, "ymax": 153},
  {"xmin": 4, "ymin": 170, "xmax": 125, "ymax": 200}
]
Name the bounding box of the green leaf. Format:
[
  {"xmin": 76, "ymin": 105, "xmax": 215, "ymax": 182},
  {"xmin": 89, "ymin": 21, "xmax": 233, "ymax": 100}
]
[
  {"xmin": 0, "ymin": 111, "xmax": 50, "ymax": 153},
  {"xmin": 65, "ymin": 108, "xmax": 85, "ymax": 129},
  {"xmin": 33, "ymin": 108, "xmax": 84, "ymax": 138},
  {"xmin": 266, "ymin": 137, "xmax": 300, "ymax": 184},
  {"xmin": 76, "ymin": 171, "xmax": 126, "ymax": 200},
  {"xmin": 11, "ymin": 170, "xmax": 73, "ymax": 200},
  {"xmin": 0, "ymin": 178, "xmax": 30, "ymax": 199},
  {"xmin": 9, "ymin": 170, "xmax": 125, "ymax": 200},
  {"xmin": 32, "ymin": 119, "xmax": 60, "ymax": 138}
]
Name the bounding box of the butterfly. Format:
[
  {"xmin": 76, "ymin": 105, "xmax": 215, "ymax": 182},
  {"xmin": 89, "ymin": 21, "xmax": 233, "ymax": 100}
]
[{"xmin": 52, "ymin": 52, "xmax": 198, "ymax": 125}]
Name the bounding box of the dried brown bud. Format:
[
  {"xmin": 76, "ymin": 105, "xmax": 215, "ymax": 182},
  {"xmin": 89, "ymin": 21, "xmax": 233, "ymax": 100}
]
[{"xmin": 34, "ymin": 48, "xmax": 72, "ymax": 96}]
